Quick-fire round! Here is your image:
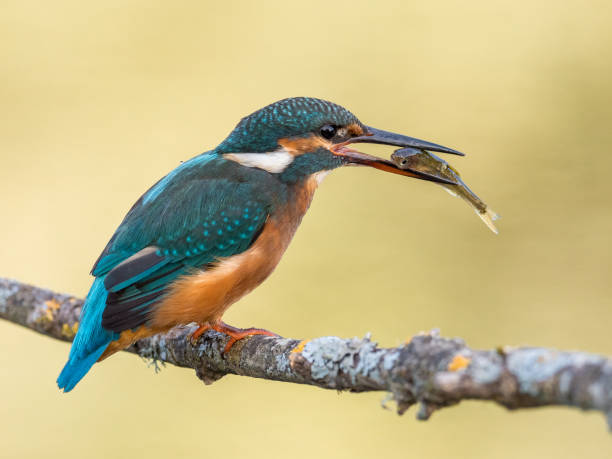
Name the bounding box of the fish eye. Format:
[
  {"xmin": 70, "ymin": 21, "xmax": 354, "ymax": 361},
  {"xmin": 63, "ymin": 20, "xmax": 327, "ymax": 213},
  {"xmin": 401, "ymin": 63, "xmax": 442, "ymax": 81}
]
[{"xmin": 320, "ymin": 124, "xmax": 337, "ymax": 139}]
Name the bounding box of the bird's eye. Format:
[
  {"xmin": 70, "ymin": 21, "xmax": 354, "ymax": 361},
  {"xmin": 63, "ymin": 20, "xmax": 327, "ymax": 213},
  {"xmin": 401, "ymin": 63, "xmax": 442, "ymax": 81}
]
[{"xmin": 320, "ymin": 124, "xmax": 337, "ymax": 140}]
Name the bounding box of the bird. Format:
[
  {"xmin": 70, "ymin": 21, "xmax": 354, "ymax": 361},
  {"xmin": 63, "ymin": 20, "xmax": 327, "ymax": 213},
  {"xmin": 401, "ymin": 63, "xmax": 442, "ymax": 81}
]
[{"xmin": 57, "ymin": 97, "xmax": 463, "ymax": 392}]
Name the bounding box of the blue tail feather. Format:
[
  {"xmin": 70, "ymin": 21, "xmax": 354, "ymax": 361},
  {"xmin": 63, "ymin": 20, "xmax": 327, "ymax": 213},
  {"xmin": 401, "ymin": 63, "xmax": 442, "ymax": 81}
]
[
  {"xmin": 57, "ymin": 277, "xmax": 118, "ymax": 392},
  {"xmin": 56, "ymin": 342, "xmax": 109, "ymax": 392}
]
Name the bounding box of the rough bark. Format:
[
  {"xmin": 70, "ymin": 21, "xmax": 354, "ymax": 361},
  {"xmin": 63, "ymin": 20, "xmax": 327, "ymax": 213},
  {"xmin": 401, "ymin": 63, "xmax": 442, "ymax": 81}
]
[{"xmin": 1, "ymin": 277, "xmax": 611, "ymax": 429}]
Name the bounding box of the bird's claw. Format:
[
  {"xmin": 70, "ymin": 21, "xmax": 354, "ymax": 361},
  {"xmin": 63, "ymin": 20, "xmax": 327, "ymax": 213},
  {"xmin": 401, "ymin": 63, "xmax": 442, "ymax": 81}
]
[
  {"xmin": 189, "ymin": 323, "xmax": 211, "ymax": 346},
  {"xmin": 188, "ymin": 322, "xmax": 279, "ymax": 355},
  {"xmin": 220, "ymin": 327, "xmax": 279, "ymax": 355}
]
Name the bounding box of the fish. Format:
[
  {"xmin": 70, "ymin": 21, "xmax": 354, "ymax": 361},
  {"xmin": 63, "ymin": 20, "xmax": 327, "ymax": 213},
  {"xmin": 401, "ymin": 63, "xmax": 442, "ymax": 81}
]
[{"xmin": 391, "ymin": 147, "xmax": 499, "ymax": 234}]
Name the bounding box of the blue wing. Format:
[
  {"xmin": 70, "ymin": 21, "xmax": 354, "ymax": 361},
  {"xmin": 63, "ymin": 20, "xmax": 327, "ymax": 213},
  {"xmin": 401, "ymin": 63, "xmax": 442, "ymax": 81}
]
[{"xmin": 92, "ymin": 153, "xmax": 274, "ymax": 333}]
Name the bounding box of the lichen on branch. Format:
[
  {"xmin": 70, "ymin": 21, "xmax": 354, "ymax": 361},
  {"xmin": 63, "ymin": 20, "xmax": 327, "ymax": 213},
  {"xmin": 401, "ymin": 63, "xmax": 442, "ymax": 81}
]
[{"xmin": 1, "ymin": 277, "xmax": 611, "ymax": 430}]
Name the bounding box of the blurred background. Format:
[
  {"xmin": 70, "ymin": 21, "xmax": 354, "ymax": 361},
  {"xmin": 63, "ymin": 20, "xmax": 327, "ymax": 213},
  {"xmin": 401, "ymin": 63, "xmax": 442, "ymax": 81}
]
[{"xmin": 1, "ymin": 0, "xmax": 611, "ymax": 457}]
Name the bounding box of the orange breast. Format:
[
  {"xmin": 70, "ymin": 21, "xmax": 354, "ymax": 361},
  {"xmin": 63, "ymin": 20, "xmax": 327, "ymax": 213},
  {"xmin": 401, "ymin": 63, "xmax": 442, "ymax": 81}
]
[{"xmin": 149, "ymin": 175, "xmax": 320, "ymax": 330}]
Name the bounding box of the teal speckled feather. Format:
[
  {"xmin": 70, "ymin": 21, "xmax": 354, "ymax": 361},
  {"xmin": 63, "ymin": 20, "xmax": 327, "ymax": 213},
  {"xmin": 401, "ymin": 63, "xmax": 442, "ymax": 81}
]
[
  {"xmin": 96, "ymin": 155, "xmax": 282, "ymax": 330},
  {"xmin": 217, "ymin": 97, "xmax": 361, "ymax": 153}
]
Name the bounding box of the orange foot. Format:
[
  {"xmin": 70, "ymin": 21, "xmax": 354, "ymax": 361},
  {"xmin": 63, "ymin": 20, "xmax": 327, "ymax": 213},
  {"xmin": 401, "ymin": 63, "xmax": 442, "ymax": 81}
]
[{"xmin": 189, "ymin": 321, "xmax": 279, "ymax": 354}]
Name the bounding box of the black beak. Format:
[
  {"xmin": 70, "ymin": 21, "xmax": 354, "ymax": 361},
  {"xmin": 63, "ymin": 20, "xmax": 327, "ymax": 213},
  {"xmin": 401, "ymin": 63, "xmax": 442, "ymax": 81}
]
[
  {"xmin": 351, "ymin": 126, "xmax": 464, "ymax": 156},
  {"xmin": 332, "ymin": 126, "xmax": 463, "ymax": 184}
]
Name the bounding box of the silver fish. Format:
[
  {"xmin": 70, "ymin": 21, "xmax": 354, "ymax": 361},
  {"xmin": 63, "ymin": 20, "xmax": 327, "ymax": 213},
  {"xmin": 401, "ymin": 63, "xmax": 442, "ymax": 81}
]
[{"xmin": 391, "ymin": 148, "xmax": 499, "ymax": 234}]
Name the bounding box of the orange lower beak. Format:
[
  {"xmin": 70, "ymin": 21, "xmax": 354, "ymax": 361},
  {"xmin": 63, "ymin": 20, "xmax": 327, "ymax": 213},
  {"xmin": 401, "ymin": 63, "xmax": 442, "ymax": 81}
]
[
  {"xmin": 332, "ymin": 126, "xmax": 464, "ymax": 184},
  {"xmin": 332, "ymin": 145, "xmax": 457, "ymax": 184}
]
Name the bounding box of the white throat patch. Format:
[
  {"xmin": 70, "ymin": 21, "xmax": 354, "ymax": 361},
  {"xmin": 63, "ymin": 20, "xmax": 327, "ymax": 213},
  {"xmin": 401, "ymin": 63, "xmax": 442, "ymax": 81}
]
[{"xmin": 223, "ymin": 150, "xmax": 294, "ymax": 173}]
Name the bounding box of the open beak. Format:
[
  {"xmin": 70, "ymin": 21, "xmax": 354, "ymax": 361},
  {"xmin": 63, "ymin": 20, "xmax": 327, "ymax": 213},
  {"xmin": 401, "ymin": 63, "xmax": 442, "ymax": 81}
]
[{"xmin": 332, "ymin": 126, "xmax": 464, "ymax": 184}]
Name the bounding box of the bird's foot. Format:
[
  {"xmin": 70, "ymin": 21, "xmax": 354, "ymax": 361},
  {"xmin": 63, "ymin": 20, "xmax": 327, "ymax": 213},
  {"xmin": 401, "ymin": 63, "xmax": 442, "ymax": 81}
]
[
  {"xmin": 215, "ymin": 322, "xmax": 279, "ymax": 354},
  {"xmin": 189, "ymin": 323, "xmax": 213, "ymax": 345},
  {"xmin": 189, "ymin": 322, "xmax": 279, "ymax": 353},
  {"xmin": 189, "ymin": 322, "xmax": 279, "ymax": 355}
]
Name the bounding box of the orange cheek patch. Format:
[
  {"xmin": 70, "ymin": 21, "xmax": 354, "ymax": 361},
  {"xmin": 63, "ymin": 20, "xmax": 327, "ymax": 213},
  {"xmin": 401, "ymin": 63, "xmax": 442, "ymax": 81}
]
[
  {"xmin": 347, "ymin": 123, "xmax": 365, "ymax": 137},
  {"xmin": 278, "ymin": 135, "xmax": 331, "ymax": 156}
]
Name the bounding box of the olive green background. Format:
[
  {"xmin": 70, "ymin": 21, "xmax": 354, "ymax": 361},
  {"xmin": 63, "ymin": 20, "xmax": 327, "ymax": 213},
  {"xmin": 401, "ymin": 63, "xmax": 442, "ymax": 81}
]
[{"xmin": 1, "ymin": 1, "xmax": 611, "ymax": 458}]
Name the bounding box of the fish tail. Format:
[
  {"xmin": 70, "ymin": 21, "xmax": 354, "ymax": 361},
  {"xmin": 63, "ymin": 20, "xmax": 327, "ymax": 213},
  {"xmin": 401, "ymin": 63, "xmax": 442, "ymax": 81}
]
[{"xmin": 477, "ymin": 207, "xmax": 500, "ymax": 234}]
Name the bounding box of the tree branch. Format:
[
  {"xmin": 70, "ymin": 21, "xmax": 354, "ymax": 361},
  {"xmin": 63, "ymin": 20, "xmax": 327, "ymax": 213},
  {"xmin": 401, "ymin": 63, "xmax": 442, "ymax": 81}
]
[{"xmin": 1, "ymin": 276, "xmax": 611, "ymax": 429}]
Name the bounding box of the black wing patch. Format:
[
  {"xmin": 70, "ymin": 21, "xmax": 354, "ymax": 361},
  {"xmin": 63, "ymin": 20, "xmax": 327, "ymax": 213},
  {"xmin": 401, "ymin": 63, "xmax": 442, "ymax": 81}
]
[{"xmin": 104, "ymin": 247, "xmax": 168, "ymax": 292}]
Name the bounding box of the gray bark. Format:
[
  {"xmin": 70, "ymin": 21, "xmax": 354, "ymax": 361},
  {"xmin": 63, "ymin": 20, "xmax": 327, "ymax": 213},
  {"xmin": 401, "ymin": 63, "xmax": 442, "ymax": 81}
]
[{"xmin": 1, "ymin": 276, "xmax": 611, "ymax": 429}]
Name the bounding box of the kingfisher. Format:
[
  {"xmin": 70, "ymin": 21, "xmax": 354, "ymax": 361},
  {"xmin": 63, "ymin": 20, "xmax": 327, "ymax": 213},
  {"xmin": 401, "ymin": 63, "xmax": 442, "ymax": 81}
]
[{"xmin": 57, "ymin": 97, "xmax": 463, "ymax": 392}]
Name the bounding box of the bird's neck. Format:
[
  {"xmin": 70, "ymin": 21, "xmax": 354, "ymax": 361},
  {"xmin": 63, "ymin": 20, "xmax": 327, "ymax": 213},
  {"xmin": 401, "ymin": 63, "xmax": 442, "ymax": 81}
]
[
  {"xmin": 277, "ymin": 148, "xmax": 342, "ymax": 185},
  {"xmin": 268, "ymin": 172, "xmax": 322, "ymax": 248}
]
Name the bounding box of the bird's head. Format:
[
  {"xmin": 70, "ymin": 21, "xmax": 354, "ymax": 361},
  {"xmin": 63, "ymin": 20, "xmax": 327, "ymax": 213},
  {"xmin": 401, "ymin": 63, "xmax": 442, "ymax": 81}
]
[{"xmin": 216, "ymin": 97, "xmax": 463, "ymax": 184}]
